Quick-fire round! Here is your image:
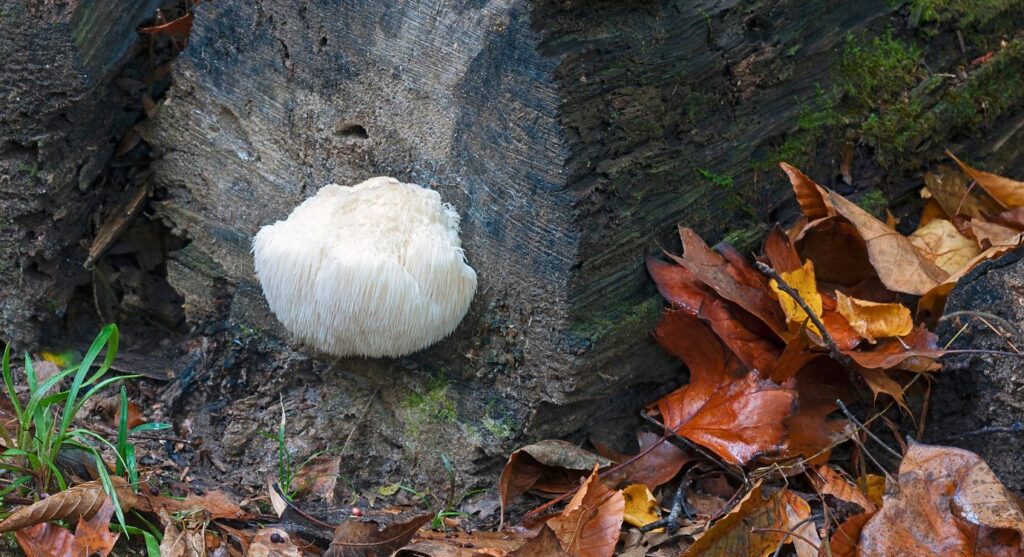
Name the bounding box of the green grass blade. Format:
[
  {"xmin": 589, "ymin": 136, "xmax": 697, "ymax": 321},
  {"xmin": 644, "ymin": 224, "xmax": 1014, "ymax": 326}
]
[
  {"xmin": 60, "ymin": 324, "xmax": 118, "ymax": 437},
  {"xmin": 94, "ymin": 452, "xmax": 127, "ymax": 533},
  {"xmin": 2, "ymin": 344, "xmax": 23, "ymax": 421},
  {"xmin": 22, "ymin": 354, "xmax": 36, "ymax": 394}
]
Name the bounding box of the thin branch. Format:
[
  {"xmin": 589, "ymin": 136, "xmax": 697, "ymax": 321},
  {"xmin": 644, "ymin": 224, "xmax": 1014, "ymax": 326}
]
[
  {"xmin": 641, "ymin": 413, "xmax": 747, "ymax": 484},
  {"xmin": 754, "ymin": 262, "xmax": 853, "ymax": 368},
  {"xmin": 940, "ymin": 422, "xmax": 1024, "ymax": 442},
  {"xmin": 640, "ymin": 479, "xmax": 690, "ymax": 534},
  {"xmin": 835, "ymin": 400, "xmax": 902, "ymax": 460}
]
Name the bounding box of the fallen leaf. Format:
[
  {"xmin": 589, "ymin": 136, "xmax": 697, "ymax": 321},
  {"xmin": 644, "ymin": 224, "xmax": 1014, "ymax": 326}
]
[
  {"xmin": 14, "ymin": 523, "xmax": 74, "ymax": 557},
  {"xmin": 917, "ymin": 242, "xmax": 1022, "ymax": 319},
  {"xmin": 70, "ymin": 497, "xmax": 119, "ymax": 557},
  {"xmin": 857, "ymin": 475, "xmax": 886, "ymax": 509},
  {"xmin": 763, "ymin": 226, "xmax": 803, "ymax": 273},
  {"xmin": 654, "ymin": 368, "xmax": 795, "ymax": 466},
  {"xmin": 811, "ymin": 466, "xmax": 876, "ymax": 513},
  {"xmin": 268, "ymin": 480, "xmax": 288, "ymax": 518},
  {"xmin": 843, "ymin": 325, "xmax": 944, "ymax": 373},
  {"xmin": 141, "ymin": 489, "xmax": 248, "ymax": 521},
  {"xmin": 909, "ymin": 219, "xmax": 981, "ymax": 274},
  {"xmin": 325, "ymin": 514, "xmax": 432, "ymax": 557},
  {"xmin": 599, "ymin": 431, "xmax": 691, "ymax": 491},
  {"xmin": 621, "ymin": 484, "xmax": 660, "ymax": 529},
  {"xmin": 0, "ymin": 477, "xmax": 135, "ymax": 533},
  {"xmin": 827, "ymin": 188, "xmax": 949, "ymax": 295},
  {"xmin": 778, "ymin": 363, "xmax": 851, "ymax": 465},
  {"xmin": 922, "ymin": 166, "xmax": 1002, "ymax": 219},
  {"xmin": 548, "ymin": 466, "xmax": 625, "ymax": 557},
  {"xmin": 248, "ymin": 528, "xmax": 303, "ymax": 557},
  {"xmin": 680, "ymin": 484, "xmax": 787, "ymax": 556},
  {"xmin": 114, "ymin": 400, "xmax": 145, "ymax": 431},
  {"xmin": 839, "ymin": 141, "xmax": 855, "ymax": 186},
  {"xmin": 646, "ymin": 255, "xmax": 714, "ymax": 316},
  {"xmin": 290, "ymin": 455, "xmax": 340, "ymax": 503},
  {"xmin": 698, "ymin": 300, "xmax": 784, "ymax": 374},
  {"xmin": 826, "ymin": 512, "xmax": 874, "ymax": 557},
  {"xmin": 508, "ymin": 526, "xmax": 570, "ymax": 557},
  {"xmin": 158, "ymin": 508, "xmax": 204, "ymax": 557},
  {"xmin": 858, "ymin": 441, "xmax": 1024, "ymax": 556},
  {"xmin": 498, "ymin": 440, "xmax": 612, "ymax": 522},
  {"xmin": 139, "ymin": 12, "xmax": 194, "ymax": 37},
  {"xmin": 917, "ymin": 198, "xmax": 948, "ymax": 228},
  {"xmin": 654, "ymin": 311, "xmax": 739, "ymax": 390},
  {"xmin": 769, "ymin": 260, "xmax": 824, "ymax": 336},
  {"xmin": 670, "ymin": 227, "xmax": 788, "ymax": 337},
  {"xmin": 794, "ymin": 217, "xmax": 878, "ymax": 287},
  {"xmin": 948, "ymin": 150, "xmax": 1024, "ymax": 208},
  {"xmin": 835, "ymin": 292, "xmax": 913, "ymax": 342},
  {"xmin": 781, "ymin": 162, "xmax": 833, "ymax": 221},
  {"xmin": 970, "ymin": 219, "xmax": 1024, "ymax": 249},
  {"xmin": 780, "ymin": 489, "xmax": 821, "ymax": 557}
]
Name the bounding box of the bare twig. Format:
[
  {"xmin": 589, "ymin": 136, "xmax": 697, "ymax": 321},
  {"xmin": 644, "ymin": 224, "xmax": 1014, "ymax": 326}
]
[
  {"xmin": 754, "ymin": 262, "xmax": 853, "ymax": 368},
  {"xmin": 641, "ymin": 413, "xmax": 747, "ymax": 484},
  {"xmin": 940, "ymin": 422, "xmax": 1024, "ymax": 442},
  {"xmin": 940, "ymin": 310, "xmax": 1023, "ymax": 354},
  {"xmin": 835, "ymin": 400, "xmax": 902, "ymax": 460},
  {"xmin": 639, "ymin": 479, "xmax": 690, "ymax": 534}
]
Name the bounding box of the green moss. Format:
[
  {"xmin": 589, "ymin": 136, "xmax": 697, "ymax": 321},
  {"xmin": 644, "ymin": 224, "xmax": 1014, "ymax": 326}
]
[
  {"xmin": 756, "ymin": 91, "xmax": 839, "ymax": 170},
  {"xmin": 909, "ymin": 0, "xmax": 1014, "ymax": 28},
  {"xmin": 857, "ymin": 189, "xmax": 889, "ymax": 217},
  {"xmin": 722, "ymin": 223, "xmax": 771, "ymax": 254},
  {"xmin": 571, "ymin": 296, "xmax": 663, "ymax": 345},
  {"xmin": 401, "ymin": 375, "xmax": 458, "ymax": 439},
  {"xmin": 837, "ymin": 31, "xmax": 923, "ymax": 114},
  {"xmin": 481, "ymin": 415, "xmax": 515, "ymax": 440}
]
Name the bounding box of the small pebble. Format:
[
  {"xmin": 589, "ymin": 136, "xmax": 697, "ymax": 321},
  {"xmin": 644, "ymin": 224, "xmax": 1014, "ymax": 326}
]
[{"xmin": 350, "ymin": 507, "xmax": 363, "ymax": 517}]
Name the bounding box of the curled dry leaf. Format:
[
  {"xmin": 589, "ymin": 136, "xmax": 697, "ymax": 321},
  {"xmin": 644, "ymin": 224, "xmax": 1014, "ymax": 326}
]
[
  {"xmin": 14, "ymin": 522, "xmax": 74, "ymax": 557},
  {"xmin": 858, "ymin": 441, "xmax": 1024, "ymax": 556},
  {"xmin": 824, "ymin": 511, "xmax": 875, "ymax": 557},
  {"xmin": 835, "ymin": 292, "xmax": 913, "ymax": 343},
  {"xmin": 141, "ymin": 489, "xmax": 248, "ymax": 521},
  {"xmin": 811, "ymin": 465, "xmax": 877, "ymax": 513},
  {"xmin": 826, "ymin": 189, "xmax": 948, "ymax": 295},
  {"xmin": 948, "ymin": 150, "xmax": 1024, "ymax": 208},
  {"xmin": 681, "ymin": 484, "xmax": 805, "ymax": 557},
  {"xmin": 842, "ymin": 325, "xmax": 943, "ymax": 373},
  {"xmin": 763, "ymin": 226, "xmax": 802, "ymax": 273},
  {"xmin": 548, "ymin": 466, "xmax": 625, "ymax": 557},
  {"xmin": 0, "ymin": 477, "xmax": 135, "ymax": 533},
  {"xmin": 248, "ymin": 528, "xmax": 303, "ymax": 557},
  {"xmin": 908, "ymin": 219, "xmax": 981, "ymax": 274},
  {"xmin": 70, "ymin": 497, "xmax": 120, "ymax": 557},
  {"xmin": 922, "ymin": 166, "xmax": 1001, "ymax": 220},
  {"xmin": 498, "ymin": 439, "xmax": 612, "ymax": 521},
  {"xmin": 324, "ymin": 514, "xmax": 432, "ymax": 557},
  {"xmin": 508, "ymin": 526, "xmax": 571, "ymax": 557},
  {"xmin": 780, "ymin": 162, "xmax": 833, "ymax": 221},
  {"xmin": 621, "ymin": 484, "xmax": 660, "ymax": 529},
  {"xmin": 290, "ymin": 455, "xmax": 341, "ymax": 503},
  {"xmin": 970, "ymin": 219, "xmax": 1023, "ymax": 249},
  {"xmin": 599, "ymin": 430, "xmax": 691, "ymax": 491},
  {"xmin": 769, "ymin": 260, "xmax": 823, "ymax": 336}
]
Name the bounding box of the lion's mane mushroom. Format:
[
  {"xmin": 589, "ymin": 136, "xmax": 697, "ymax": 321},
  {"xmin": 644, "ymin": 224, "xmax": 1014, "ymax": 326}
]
[{"xmin": 252, "ymin": 177, "xmax": 477, "ymax": 358}]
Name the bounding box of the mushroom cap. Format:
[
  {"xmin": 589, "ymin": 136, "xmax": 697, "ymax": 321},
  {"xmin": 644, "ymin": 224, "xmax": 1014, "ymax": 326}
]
[{"xmin": 252, "ymin": 177, "xmax": 477, "ymax": 357}]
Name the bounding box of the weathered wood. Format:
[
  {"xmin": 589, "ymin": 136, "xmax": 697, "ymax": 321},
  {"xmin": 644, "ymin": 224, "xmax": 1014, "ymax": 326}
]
[
  {"xmin": 0, "ymin": 0, "xmax": 162, "ymax": 345},
  {"xmin": 142, "ymin": 0, "xmax": 1024, "ymax": 483}
]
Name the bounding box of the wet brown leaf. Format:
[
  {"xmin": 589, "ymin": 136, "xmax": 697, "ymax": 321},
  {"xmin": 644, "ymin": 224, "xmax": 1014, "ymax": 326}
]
[
  {"xmin": 843, "ymin": 325, "xmax": 944, "ymax": 373},
  {"xmin": 763, "ymin": 226, "xmax": 803, "ymax": 273},
  {"xmin": 498, "ymin": 440, "xmax": 612, "ymax": 521},
  {"xmin": 0, "ymin": 477, "xmax": 135, "ymax": 533},
  {"xmin": 778, "ymin": 364, "xmax": 851, "ymax": 465},
  {"xmin": 14, "ymin": 522, "xmax": 74, "ymax": 557},
  {"xmin": 70, "ymin": 497, "xmax": 119, "ymax": 557},
  {"xmin": 824, "ymin": 511, "xmax": 874, "ymax": 557},
  {"xmin": 599, "ymin": 431, "xmax": 691, "ymax": 491},
  {"xmin": 325, "ymin": 514, "xmax": 432, "ymax": 557},
  {"xmin": 811, "ymin": 466, "xmax": 876, "ymax": 513},
  {"xmin": 858, "ymin": 441, "xmax": 1024, "ymax": 556},
  {"xmin": 548, "ymin": 466, "xmax": 625, "ymax": 557},
  {"xmin": 680, "ymin": 484, "xmax": 788, "ymax": 557},
  {"xmin": 654, "ymin": 367, "xmax": 796, "ymax": 466}
]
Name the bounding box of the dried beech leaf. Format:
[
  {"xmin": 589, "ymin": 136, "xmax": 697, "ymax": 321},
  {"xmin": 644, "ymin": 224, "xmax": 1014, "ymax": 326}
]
[
  {"xmin": 780, "ymin": 489, "xmax": 821, "ymax": 557},
  {"xmin": 781, "ymin": 163, "xmax": 833, "ymax": 221},
  {"xmin": 763, "ymin": 226, "xmax": 803, "ymax": 273},
  {"xmin": 70, "ymin": 497, "xmax": 119, "ymax": 557},
  {"xmin": 835, "ymin": 292, "xmax": 913, "ymax": 342},
  {"xmin": 508, "ymin": 526, "xmax": 571, "ymax": 557},
  {"xmin": 859, "ymin": 441, "xmax": 1024, "ymax": 556},
  {"xmin": 777, "ymin": 364, "xmax": 851, "ymax": 465},
  {"xmin": 548, "ymin": 466, "xmax": 625, "ymax": 557},
  {"xmin": 248, "ymin": 528, "xmax": 303, "ymax": 557},
  {"xmin": 769, "ymin": 260, "xmax": 823, "ymax": 335},
  {"xmin": 498, "ymin": 440, "xmax": 612, "ymax": 521},
  {"xmin": 290, "ymin": 455, "xmax": 340, "ymax": 503},
  {"xmin": 843, "ymin": 325, "xmax": 943, "ymax": 373},
  {"xmin": 655, "ymin": 368, "xmax": 795, "ymax": 466},
  {"xmin": 680, "ymin": 484, "xmax": 785, "ymax": 557},
  {"xmin": 948, "ymin": 150, "xmax": 1024, "ymax": 208},
  {"xmin": 812, "ymin": 465, "xmax": 877, "ymax": 513},
  {"xmin": 827, "ymin": 189, "xmax": 949, "ymax": 295},
  {"xmin": 0, "ymin": 477, "xmax": 134, "ymax": 533},
  {"xmin": 857, "ymin": 474, "xmax": 886, "ymax": 509},
  {"xmin": 141, "ymin": 489, "xmax": 247, "ymax": 521},
  {"xmin": 826, "ymin": 512, "xmax": 874, "ymax": 557},
  {"xmin": 923, "ymin": 166, "xmax": 1002, "ymax": 219},
  {"xmin": 909, "ymin": 219, "xmax": 981, "ymax": 274},
  {"xmin": 970, "ymin": 219, "xmax": 1024, "ymax": 249},
  {"xmin": 621, "ymin": 484, "xmax": 660, "ymax": 529},
  {"xmin": 600, "ymin": 431, "xmax": 691, "ymax": 491},
  {"xmin": 14, "ymin": 522, "xmax": 74, "ymax": 557},
  {"xmin": 325, "ymin": 514, "xmax": 432, "ymax": 557},
  {"xmin": 794, "ymin": 217, "xmax": 878, "ymax": 287}
]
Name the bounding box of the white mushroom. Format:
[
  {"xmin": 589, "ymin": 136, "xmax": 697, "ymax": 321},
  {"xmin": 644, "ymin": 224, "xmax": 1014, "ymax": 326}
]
[{"xmin": 252, "ymin": 177, "xmax": 477, "ymax": 357}]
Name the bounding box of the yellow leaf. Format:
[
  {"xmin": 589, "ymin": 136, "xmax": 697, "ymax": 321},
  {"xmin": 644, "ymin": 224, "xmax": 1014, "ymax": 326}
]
[
  {"xmin": 835, "ymin": 292, "xmax": 913, "ymax": 343},
  {"xmin": 908, "ymin": 219, "xmax": 980, "ymax": 275},
  {"xmin": 857, "ymin": 474, "xmax": 886, "ymax": 509},
  {"xmin": 769, "ymin": 260, "xmax": 823, "ymax": 335},
  {"xmin": 948, "ymin": 150, "xmax": 1024, "ymax": 208},
  {"xmin": 621, "ymin": 484, "xmax": 660, "ymax": 529},
  {"xmin": 39, "ymin": 350, "xmax": 77, "ymax": 369}
]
